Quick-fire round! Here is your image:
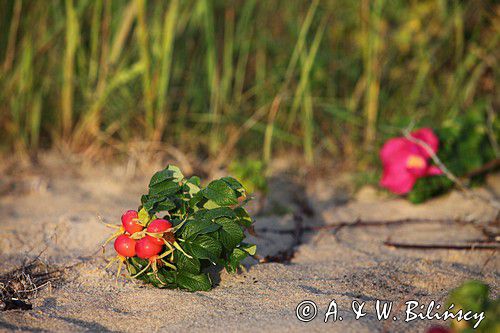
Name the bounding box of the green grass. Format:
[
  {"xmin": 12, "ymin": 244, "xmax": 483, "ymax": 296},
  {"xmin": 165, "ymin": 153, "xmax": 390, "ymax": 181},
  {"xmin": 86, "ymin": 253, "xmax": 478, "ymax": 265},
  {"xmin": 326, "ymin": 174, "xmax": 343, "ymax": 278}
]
[{"xmin": 0, "ymin": 0, "xmax": 497, "ymax": 166}]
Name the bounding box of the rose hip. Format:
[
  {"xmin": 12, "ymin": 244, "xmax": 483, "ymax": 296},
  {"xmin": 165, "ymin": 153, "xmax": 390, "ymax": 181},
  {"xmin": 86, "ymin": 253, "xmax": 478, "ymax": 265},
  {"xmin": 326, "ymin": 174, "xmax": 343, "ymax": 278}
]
[
  {"xmin": 114, "ymin": 235, "xmax": 136, "ymax": 257},
  {"xmin": 121, "ymin": 210, "xmax": 143, "ymax": 234},
  {"xmin": 146, "ymin": 219, "xmax": 172, "ymax": 246},
  {"xmin": 135, "ymin": 237, "xmax": 163, "ymax": 259}
]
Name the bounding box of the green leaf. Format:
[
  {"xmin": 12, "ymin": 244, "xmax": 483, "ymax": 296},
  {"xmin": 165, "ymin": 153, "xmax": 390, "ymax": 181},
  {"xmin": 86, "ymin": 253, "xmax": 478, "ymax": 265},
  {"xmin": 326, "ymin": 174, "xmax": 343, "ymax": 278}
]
[
  {"xmin": 149, "ymin": 165, "xmax": 183, "ymax": 187},
  {"xmin": 138, "ymin": 207, "xmax": 150, "ymax": 225},
  {"xmin": 182, "ymin": 219, "xmax": 221, "ymax": 239},
  {"xmin": 149, "ymin": 269, "xmax": 176, "ymax": 288},
  {"xmin": 226, "ymin": 248, "xmax": 248, "ymax": 273},
  {"xmin": 129, "ymin": 257, "xmax": 148, "ymax": 268},
  {"xmin": 127, "ymin": 257, "xmax": 150, "ymax": 281},
  {"xmin": 203, "ymin": 200, "xmax": 221, "ymax": 209},
  {"xmin": 149, "ymin": 180, "xmax": 181, "ymax": 196},
  {"xmin": 176, "ymin": 252, "xmax": 201, "ymax": 274},
  {"xmin": 195, "ymin": 207, "xmax": 236, "ymax": 221},
  {"xmin": 234, "ymin": 206, "xmax": 253, "ymax": 227},
  {"xmin": 239, "ymin": 242, "xmax": 257, "ymax": 255},
  {"xmin": 189, "ymin": 191, "xmax": 205, "ymax": 208},
  {"xmin": 222, "ymin": 176, "xmax": 245, "ymax": 192},
  {"xmin": 203, "ymin": 179, "xmax": 238, "ymax": 206},
  {"xmin": 185, "ymin": 182, "xmax": 200, "ymax": 196},
  {"xmin": 216, "ymin": 218, "xmax": 244, "ymax": 250},
  {"xmin": 187, "ymin": 176, "xmax": 201, "ymax": 187},
  {"xmin": 183, "ymin": 235, "xmax": 222, "ymax": 263},
  {"xmin": 156, "ymin": 198, "xmax": 177, "ymax": 212},
  {"xmin": 142, "ymin": 195, "xmax": 164, "ymax": 211},
  {"xmin": 176, "ymin": 271, "xmax": 212, "ymax": 292}
]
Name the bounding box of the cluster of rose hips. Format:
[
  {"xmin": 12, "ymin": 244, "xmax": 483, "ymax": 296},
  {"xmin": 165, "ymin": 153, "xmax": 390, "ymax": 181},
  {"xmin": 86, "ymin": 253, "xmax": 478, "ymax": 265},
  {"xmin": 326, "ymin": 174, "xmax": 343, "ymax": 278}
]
[
  {"xmin": 114, "ymin": 210, "xmax": 169, "ymax": 259},
  {"xmin": 104, "ymin": 209, "xmax": 189, "ymax": 282}
]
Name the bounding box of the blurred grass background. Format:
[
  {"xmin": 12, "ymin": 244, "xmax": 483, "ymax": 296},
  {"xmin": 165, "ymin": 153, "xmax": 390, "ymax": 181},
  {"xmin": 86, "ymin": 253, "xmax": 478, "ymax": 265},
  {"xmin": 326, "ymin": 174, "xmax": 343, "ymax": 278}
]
[{"xmin": 0, "ymin": 0, "xmax": 498, "ymax": 167}]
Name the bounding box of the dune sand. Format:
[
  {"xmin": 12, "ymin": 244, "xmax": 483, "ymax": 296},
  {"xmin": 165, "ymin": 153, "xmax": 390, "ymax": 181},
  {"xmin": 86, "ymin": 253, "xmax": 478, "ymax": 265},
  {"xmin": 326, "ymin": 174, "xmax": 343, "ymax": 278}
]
[{"xmin": 1, "ymin": 154, "xmax": 498, "ymax": 332}]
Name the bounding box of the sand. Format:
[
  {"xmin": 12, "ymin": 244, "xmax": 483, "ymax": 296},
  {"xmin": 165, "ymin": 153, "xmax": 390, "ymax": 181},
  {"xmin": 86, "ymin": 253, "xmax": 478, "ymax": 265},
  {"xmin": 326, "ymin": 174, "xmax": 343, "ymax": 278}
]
[{"xmin": 0, "ymin": 154, "xmax": 498, "ymax": 332}]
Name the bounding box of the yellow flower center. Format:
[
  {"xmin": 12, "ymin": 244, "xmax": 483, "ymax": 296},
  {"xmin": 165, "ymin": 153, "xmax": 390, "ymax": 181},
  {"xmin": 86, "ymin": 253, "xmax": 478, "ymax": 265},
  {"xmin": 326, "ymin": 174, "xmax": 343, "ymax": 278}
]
[{"xmin": 406, "ymin": 155, "xmax": 425, "ymax": 169}]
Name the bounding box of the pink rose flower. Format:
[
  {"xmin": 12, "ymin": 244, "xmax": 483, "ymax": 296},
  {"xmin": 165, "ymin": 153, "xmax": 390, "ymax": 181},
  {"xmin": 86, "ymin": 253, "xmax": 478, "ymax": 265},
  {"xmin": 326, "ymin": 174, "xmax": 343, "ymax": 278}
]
[{"xmin": 380, "ymin": 128, "xmax": 443, "ymax": 195}]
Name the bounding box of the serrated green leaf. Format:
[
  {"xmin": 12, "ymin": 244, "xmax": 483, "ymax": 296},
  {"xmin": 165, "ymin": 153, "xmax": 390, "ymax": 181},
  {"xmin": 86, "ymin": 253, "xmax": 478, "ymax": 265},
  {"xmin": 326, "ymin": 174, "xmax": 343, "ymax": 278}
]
[
  {"xmin": 203, "ymin": 179, "xmax": 238, "ymax": 206},
  {"xmin": 234, "ymin": 206, "xmax": 252, "ymax": 227},
  {"xmin": 142, "ymin": 195, "xmax": 166, "ymax": 211},
  {"xmin": 183, "ymin": 235, "xmax": 222, "ymax": 263},
  {"xmin": 176, "ymin": 272, "xmax": 212, "ymax": 292},
  {"xmin": 149, "ymin": 165, "xmax": 183, "ymax": 187},
  {"xmin": 222, "ymin": 176, "xmax": 245, "ymax": 191},
  {"xmin": 166, "ymin": 165, "xmax": 184, "ymax": 182},
  {"xmin": 176, "ymin": 252, "xmax": 201, "ymax": 274},
  {"xmin": 149, "ymin": 269, "xmax": 176, "ymax": 288},
  {"xmin": 189, "ymin": 191, "xmax": 205, "ymax": 208},
  {"xmin": 187, "ymin": 176, "xmax": 201, "ymax": 187},
  {"xmin": 156, "ymin": 198, "xmax": 176, "ymax": 211},
  {"xmin": 194, "ymin": 207, "xmax": 236, "ymax": 221},
  {"xmin": 149, "ymin": 180, "xmax": 181, "ymax": 196},
  {"xmin": 182, "ymin": 219, "xmax": 221, "ymax": 239},
  {"xmin": 226, "ymin": 248, "xmax": 248, "ymax": 273},
  {"xmin": 216, "ymin": 218, "xmax": 244, "ymax": 250}
]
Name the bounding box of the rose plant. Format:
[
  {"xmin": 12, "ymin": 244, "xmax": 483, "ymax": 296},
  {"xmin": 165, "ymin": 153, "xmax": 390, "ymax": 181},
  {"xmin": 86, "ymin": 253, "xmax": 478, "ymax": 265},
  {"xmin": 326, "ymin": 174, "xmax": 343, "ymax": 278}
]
[
  {"xmin": 104, "ymin": 165, "xmax": 256, "ymax": 291},
  {"xmin": 381, "ymin": 109, "xmax": 499, "ymax": 203}
]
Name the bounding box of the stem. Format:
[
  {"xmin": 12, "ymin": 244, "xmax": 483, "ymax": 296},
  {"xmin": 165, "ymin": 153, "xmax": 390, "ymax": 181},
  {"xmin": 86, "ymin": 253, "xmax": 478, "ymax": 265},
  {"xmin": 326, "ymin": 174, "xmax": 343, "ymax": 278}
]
[
  {"xmin": 130, "ymin": 261, "xmax": 151, "ymax": 278},
  {"xmin": 102, "ymin": 229, "xmax": 124, "ymax": 249}
]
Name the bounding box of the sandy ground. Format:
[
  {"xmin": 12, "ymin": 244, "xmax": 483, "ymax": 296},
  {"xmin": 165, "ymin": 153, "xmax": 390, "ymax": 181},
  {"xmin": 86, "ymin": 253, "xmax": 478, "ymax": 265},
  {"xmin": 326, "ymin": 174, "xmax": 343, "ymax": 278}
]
[{"xmin": 0, "ymin": 154, "xmax": 498, "ymax": 332}]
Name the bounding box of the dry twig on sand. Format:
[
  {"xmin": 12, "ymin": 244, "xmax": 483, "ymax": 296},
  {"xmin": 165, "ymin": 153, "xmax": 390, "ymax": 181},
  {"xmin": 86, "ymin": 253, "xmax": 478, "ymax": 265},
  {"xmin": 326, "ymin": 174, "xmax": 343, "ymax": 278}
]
[
  {"xmin": 0, "ymin": 258, "xmax": 64, "ymax": 311},
  {"xmin": 383, "ymin": 240, "xmax": 499, "ymax": 250}
]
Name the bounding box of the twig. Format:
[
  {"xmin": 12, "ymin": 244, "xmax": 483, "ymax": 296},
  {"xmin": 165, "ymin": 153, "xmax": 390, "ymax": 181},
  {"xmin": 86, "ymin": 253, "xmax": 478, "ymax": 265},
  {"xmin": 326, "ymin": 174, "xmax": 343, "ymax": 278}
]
[
  {"xmin": 384, "ymin": 240, "xmax": 499, "ymax": 250},
  {"xmin": 256, "ymin": 217, "xmax": 455, "ymax": 235},
  {"xmin": 464, "ymin": 158, "xmax": 500, "ymax": 179}
]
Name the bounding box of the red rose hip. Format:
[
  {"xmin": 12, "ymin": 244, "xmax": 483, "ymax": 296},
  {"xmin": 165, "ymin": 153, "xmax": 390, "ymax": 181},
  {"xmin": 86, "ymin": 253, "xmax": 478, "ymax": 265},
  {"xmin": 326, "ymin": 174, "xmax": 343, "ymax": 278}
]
[
  {"xmin": 135, "ymin": 237, "xmax": 163, "ymax": 259},
  {"xmin": 146, "ymin": 219, "xmax": 172, "ymax": 246},
  {"xmin": 114, "ymin": 235, "xmax": 136, "ymax": 257},
  {"xmin": 121, "ymin": 210, "xmax": 143, "ymax": 234}
]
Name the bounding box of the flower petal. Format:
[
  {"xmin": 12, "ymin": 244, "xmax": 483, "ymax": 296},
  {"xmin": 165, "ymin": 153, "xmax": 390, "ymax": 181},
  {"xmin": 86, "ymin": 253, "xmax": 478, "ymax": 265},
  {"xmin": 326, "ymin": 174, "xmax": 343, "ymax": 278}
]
[
  {"xmin": 426, "ymin": 165, "xmax": 443, "ymax": 176},
  {"xmin": 410, "ymin": 128, "xmax": 439, "ymax": 158},
  {"xmin": 380, "ymin": 162, "xmax": 417, "ymax": 195},
  {"xmin": 380, "ymin": 137, "xmax": 413, "ymax": 165}
]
